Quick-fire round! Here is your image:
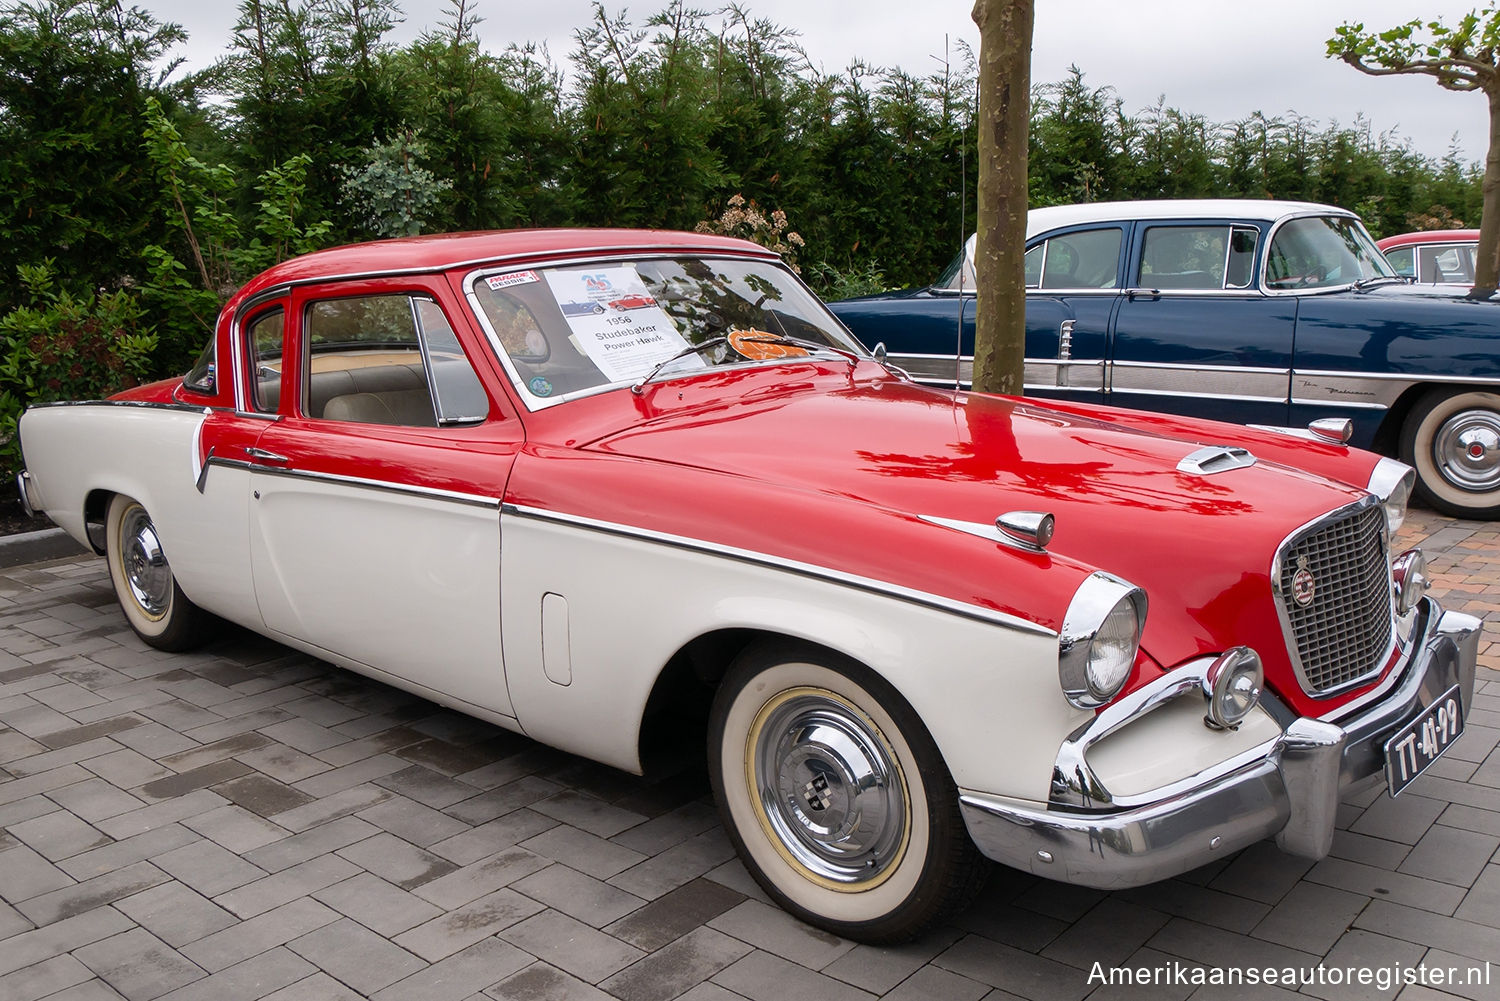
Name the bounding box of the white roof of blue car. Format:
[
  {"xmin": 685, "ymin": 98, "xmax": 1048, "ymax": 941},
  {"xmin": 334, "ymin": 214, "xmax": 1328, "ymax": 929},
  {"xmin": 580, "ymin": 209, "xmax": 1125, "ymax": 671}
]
[{"xmin": 1025, "ymin": 199, "xmax": 1354, "ymax": 239}]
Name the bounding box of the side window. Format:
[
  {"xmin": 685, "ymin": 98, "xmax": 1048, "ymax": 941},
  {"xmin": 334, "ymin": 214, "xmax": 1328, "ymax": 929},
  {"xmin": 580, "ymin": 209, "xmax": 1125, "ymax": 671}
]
[
  {"xmin": 1039, "ymin": 228, "xmax": 1121, "ymax": 289},
  {"xmin": 1141, "ymin": 226, "xmax": 1230, "ymax": 289},
  {"xmin": 1420, "ymin": 245, "xmax": 1472, "ymax": 283},
  {"xmin": 1226, "ymin": 227, "xmax": 1260, "ymax": 288},
  {"xmin": 246, "ymin": 309, "xmax": 285, "ymax": 413},
  {"xmin": 182, "ymin": 336, "xmax": 216, "ymax": 395},
  {"xmin": 304, "ymin": 293, "xmax": 488, "ymax": 428},
  {"xmin": 1383, "ymin": 246, "xmax": 1415, "ymax": 279},
  {"xmin": 1024, "ymin": 243, "xmax": 1043, "ymax": 287}
]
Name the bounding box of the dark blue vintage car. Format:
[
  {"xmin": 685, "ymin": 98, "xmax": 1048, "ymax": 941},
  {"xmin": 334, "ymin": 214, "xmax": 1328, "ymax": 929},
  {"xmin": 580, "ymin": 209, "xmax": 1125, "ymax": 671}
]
[{"xmin": 829, "ymin": 199, "xmax": 1500, "ymax": 519}]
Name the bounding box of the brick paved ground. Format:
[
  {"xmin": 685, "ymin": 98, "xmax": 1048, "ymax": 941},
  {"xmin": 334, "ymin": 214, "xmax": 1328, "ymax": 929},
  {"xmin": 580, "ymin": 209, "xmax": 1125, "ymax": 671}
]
[{"xmin": 1, "ymin": 509, "xmax": 1497, "ymax": 1001}]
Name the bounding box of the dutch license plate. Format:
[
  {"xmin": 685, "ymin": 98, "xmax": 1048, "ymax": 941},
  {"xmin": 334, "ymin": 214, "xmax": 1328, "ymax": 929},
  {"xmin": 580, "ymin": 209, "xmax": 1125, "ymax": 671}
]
[{"xmin": 1384, "ymin": 685, "xmax": 1465, "ymax": 797}]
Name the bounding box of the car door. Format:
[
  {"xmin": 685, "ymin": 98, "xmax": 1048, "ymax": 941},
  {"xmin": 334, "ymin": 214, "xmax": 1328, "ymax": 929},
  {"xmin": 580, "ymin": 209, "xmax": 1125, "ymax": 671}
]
[
  {"xmin": 1108, "ymin": 221, "xmax": 1295, "ymax": 427},
  {"xmin": 244, "ymin": 277, "xmax": 522, "ymax": 717},
  {"xmin": 1022, "ymin": 224, "xmax": 1126, "ymax": 405}
]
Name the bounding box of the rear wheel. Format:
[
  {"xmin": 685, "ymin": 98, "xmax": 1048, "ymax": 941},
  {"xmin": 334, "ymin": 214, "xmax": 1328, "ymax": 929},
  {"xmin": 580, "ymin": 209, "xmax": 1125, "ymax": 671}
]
[
  {"xmin": 1400, "ymin": 389, "xmax": 1500, "ymax": 519},
  {"xmin": 708, "ymin": 641, "xmax": 986, "ymax": 943},
  {"xmin": 105, "ymin": 494, "xmax": 210, "ymax": 651}
]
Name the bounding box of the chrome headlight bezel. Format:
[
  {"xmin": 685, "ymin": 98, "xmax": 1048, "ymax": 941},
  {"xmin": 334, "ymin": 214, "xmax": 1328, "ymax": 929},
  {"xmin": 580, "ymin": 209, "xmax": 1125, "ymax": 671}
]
[
  {"xmin": 1367, "ymin": 457, "xmax": 1415, "ymax": 535},
  {"xmin": 1059, "ymin": 573, "xmax": 1148, "ymax": 709},
  {"xmin": 1202, "ymin": 647, "xmax": 1264, "ymax": 729},
  {"xmin": 1391, "ymin": 547, "xmax": 1429, "ymax": 617}
]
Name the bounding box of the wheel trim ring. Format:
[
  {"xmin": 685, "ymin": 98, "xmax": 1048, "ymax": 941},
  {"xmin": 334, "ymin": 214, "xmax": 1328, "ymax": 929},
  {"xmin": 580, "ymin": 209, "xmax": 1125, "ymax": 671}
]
[
  {"xmin": 1432, "ymin": 407, "xmax": 1500, "ymax": 493},
  {"xmin": 118, "ymin": 506, "xmax": 171, "ymax": 621},
  {"xmin": 743, "ymin": 686, "xmax": 912, "ymax": 893}
]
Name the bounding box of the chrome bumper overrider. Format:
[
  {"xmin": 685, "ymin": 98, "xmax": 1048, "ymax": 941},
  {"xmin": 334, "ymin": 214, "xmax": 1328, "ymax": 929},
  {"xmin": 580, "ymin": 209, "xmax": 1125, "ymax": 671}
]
[
  {"xmin": 16, "ymin": 470, "xmax": 40, "ymax": 520},
  {"xmin": 959, "ymin": 600, "xmax": 1482, "ymax": 889}
]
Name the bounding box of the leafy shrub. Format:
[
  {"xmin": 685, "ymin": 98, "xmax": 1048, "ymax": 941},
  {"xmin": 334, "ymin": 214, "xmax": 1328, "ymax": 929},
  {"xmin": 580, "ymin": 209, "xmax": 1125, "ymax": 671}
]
[
  {"xmin": 696, "ymin": 194, "xmax": 805, "ymax": 273},
  {"xmin": 0, "ymin": 262, "xmax": 157, "ymax": 480}
]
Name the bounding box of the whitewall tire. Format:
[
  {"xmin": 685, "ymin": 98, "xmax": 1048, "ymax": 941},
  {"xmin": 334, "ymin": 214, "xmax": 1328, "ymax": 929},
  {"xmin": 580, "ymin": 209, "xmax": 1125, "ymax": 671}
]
[
  {"xmin": 105, "ymin": 494, "xmax": 210, "ymax": 651},
  {"xmin": 1400, "ymin": 389, "xmax": 1500, "ymax": 519},
  {"xmin": 708, "ymin": 641, "xmax": 986, "ymax": 942}
]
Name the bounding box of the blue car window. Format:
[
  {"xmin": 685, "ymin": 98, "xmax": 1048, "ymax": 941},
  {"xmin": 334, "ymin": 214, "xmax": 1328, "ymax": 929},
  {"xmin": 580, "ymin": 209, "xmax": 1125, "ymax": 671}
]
[
  {"xmin": 1141, "ymin": 226, "xmax": 1228, "ymax": 289},
  {"xmin": 1039, "ymin": 228, "xmax": 1121, "ymax": 289}
]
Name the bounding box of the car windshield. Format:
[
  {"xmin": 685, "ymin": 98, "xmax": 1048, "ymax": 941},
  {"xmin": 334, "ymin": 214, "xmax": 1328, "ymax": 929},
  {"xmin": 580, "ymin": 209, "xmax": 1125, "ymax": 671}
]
[
  {"xmin": 469, "ymin": 256, "xmax": 865, "ymax": 405},
  {"xmin": 1265, "ymin": 215, "xmax": 1397, "ymax": 290}
]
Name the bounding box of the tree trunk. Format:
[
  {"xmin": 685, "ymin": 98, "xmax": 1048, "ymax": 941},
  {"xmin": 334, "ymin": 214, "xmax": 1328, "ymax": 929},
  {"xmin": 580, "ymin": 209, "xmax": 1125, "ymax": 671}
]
[
  {"xmin": 969, "ymin": 0, "xmax": 1033, "ymax": 394},
  {"xmin": 1474, "ymin": 85, "xmax": 1500, "ymax": 298}
]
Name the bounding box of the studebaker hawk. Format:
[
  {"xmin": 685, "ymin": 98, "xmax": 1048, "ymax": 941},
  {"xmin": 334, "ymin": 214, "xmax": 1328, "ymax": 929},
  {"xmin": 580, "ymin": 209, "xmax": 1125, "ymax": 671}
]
[
  {"xmin": 16, "ymin": 229, "xmax": 1481, "ymax": 942},
  {"xmin": 830, "ymin": 200, "xmax": 1500, "ymax": 521}
]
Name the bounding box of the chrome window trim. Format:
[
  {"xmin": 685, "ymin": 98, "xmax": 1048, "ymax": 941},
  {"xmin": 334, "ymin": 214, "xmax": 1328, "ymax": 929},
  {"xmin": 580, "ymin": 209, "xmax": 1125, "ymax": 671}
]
[
  {"xmin": 1269, "ymin": 495, "xmax": 1400, "ymax": 699},
  {"xmin": 1259, "ymin": 211, "xmax": 1394, "ymax": 296},
  {"xmin": 505, "ymin": 502, "xmax": 1055, "ymax": 638},
  {"xmin": 29, "ymin": 399, "xmax": 206, "ymax": 414},
  {"xmin": 1025, "ymin": 287, "xmax": 1124, "ymax": 297},
  {"xmin": 464, "ymin": 253, "xmax": 868, "ymax": 413},
  {"xmin": 217, "ymin": 456, "xmax": 500, "ymax": 509}
]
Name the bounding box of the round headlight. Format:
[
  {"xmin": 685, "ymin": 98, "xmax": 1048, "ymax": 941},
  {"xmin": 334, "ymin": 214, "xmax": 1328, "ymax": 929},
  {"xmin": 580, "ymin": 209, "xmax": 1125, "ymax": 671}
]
[
  {"xmin": 1391, "ymin": 548, "xmax": 1429, "ymax": 616},
  {"xmin": 1060, "ymin": 574, "xmax": 1147, "ymax": 708},
  {"xmin": 1367, "ymin": 458, "xmax": 1415, "ymax": 535},
  {"xmin": 1203, "ymin": 647, "xmax": 1263, "ymax": 730}
]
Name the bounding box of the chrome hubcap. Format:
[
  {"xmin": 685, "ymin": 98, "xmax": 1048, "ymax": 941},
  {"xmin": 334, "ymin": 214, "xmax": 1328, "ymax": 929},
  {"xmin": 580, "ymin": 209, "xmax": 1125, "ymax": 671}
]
[
  {"xmin": 753, "ymin": 690, "xmax": 906, "ymax": 885},
  {"xmin": 1434, "ymin": 409, "xmax": 1500, "ymax": 493},
  {"xmin": 120, "ymin": 508, "xmax": 170, "ymax": 617}
]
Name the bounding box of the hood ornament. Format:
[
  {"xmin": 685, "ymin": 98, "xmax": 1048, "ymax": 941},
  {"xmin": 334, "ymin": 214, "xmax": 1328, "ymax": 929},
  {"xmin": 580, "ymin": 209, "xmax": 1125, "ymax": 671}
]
[{"xmin": 1177, "ymin": 445, "xmax": 1257, "ymax": 476}]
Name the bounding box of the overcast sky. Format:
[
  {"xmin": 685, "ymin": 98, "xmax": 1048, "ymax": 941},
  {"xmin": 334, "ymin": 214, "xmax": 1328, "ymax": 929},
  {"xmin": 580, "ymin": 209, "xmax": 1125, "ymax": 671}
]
[{"xmin": 142, "ymin": 0, "xmax": 1487, "ymax": 162}]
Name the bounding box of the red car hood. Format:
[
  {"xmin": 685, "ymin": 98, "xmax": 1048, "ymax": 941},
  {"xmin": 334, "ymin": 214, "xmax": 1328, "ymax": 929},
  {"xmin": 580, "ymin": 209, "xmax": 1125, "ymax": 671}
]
[{"xmin": 587, "ymin": 377, "xmax": 1374, "ymax": 710}]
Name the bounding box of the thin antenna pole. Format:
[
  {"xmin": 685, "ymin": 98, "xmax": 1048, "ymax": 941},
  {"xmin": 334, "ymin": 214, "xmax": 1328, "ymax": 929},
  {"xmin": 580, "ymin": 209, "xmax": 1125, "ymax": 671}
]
[{"xmin": 954, "ymin": 35, "xmax": 966, "ymax": 391}]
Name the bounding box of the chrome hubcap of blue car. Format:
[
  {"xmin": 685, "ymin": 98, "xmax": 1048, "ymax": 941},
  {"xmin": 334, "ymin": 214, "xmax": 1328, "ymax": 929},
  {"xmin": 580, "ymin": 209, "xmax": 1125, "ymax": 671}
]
[
  {"xmin": 121, "ymin": 507, "xmax": 171, "ymax": 619},
  {"xmin": 751, "ymin": 689, "xmax": 908, "ymax": 887},
  {"xmin": 1434, "ymin": 409, "xmax": 1500, "ymax": 493}
]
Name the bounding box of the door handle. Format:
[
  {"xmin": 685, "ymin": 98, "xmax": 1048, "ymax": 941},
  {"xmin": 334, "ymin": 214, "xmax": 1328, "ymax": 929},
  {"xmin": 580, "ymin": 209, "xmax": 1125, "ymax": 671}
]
[
  {"xmin": 1124, "ymin": 288, "xmax": 1161, "ymax": 301},
  {"xmin": 244, "ymin": 446, "xmax": 290, "ymax": 464}
]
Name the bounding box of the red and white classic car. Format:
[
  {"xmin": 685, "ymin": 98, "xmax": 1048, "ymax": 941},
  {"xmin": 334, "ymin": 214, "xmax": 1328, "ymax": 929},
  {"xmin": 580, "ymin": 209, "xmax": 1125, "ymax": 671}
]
[{"xmin": 16, "ymin": 230, "xmax": 1481, "ymax": 942}]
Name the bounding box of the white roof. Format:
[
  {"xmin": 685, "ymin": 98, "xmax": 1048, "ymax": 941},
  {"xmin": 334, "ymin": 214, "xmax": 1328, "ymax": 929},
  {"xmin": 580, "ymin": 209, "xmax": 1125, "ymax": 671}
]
[{"xmin": 1024, "ymin": 199, "xmax": 1353, "ymax": 239}]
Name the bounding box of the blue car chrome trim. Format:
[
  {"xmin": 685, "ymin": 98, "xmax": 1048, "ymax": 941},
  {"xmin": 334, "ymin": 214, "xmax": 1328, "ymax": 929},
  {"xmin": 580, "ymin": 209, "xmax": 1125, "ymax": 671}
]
[
  {"xmin": 506, "ymin": 503, "xmax": 1056, "ymax": 637},
  {"xmin": 960, "ymin": 600, "xmax": 1480, "ymax": 888}
]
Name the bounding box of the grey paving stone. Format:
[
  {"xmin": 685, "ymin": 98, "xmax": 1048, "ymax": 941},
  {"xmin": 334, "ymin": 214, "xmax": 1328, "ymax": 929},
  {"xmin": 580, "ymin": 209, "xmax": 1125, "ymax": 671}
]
[
  {"xmin": 312, "ymin": 872, "xmax": 442, "ymax": 937},
  {"xmin": 1455, "ymin": 863, "xmax": 1500, "ymax": 926},
  {"xmin": 1301, "ymin": 929, "xmax": 1426, "ymax": 1001},
  {"xmin": 152, "ymin": 839, "xmax": 267, "ymax": 896},
  {"xmin": 210, "ymin": 774, "xmax": 315, "ymax": 819},
  {"xmin": 1206, "ymin": 842, "xmax": 1314, "ymax": 905},
  {"xmin": 1251, "ymin": 881, "xmax": 1369, "ymax": 955},
  {"xmin": 609, "ymin": 801, "xmax": 720, "ymax": 856},
  {"xmin": 395, "ymin": 888, "xmax": 545, "ymax": 962},
  {"xmin": 136, "ymin": 699, "xmax": 224, "ymax": 733},
  {"xmin": 181, "ymin": 708, "xmax": 293, "ymax": 745},
  {"xmin": 150, "ymin": 947, "xmax": 315, "ymax": 1001},
  {"xmin": 179, "ymin": 805, "xmax": 289, "ymax": 854},
  {"xmin": 1116, "ymin": 877, "xmax": 1273, "ymax": 935},
  {"xmin": 56, "ymin": 824, "xmax": 198, "ymax": 882},
  {"xmin": 1147, "ymin": 916, "xmax": 1322, "ymax": 972},
  {"xmin": 881, "ymin": 966, "xmax": 989, "ymax": 1001},
  {"xmin": 1399, "ymin": 824, "xmax": 1500, "ymax": 886},
  {"xmin": 292, "ymin": 753, "xmax": 409, "ymax": 797},
  {"xmin": 135, "ymin": 760, "xmax": 252, "ymax": 804},
  {"xmin": 288, "ymin": 917, "xmax": 427, "ymax": 996},
  {"xmin": 604, "ymin": 877, "xmax": 745, "ymax": 952},
  {"xmin": 242, "ymin": 814, "xmax": 378, "ymax": 872},
  {"xmin": 931, "ymin": 934, "xmax": 1093, "ymax": 1001},
  {"xmin": 0, "ymin": 843, "xmax": 76, "ymax": 901},
  {"xmin": 372, "ymin": 937, "xmax": 532, "ymax": 1001},
  {"xmin": 500, "ymin": 909, "xmax": 645, "ymax": 983},
  {"xmin": 357, "ymin": 793, "xmax": 471, "ymax": 847},
  {"xmin": 1329, "ymin": 828, "xmax": 1413, "ymax": 870},
  {"xmin": 34, "ymin": 716, "xmax": 142, "ymax": 752},
  {"xmin": 311, "ymin": 726, "xmax": 424, "ymax": 769},
  {"xmin": 16, "ymin": 859, "xmax": 170, "ymax": 927},
  {"xmin": 818, "ymin": 928, "xmax": 964, "ymax": 996},
  {"xmin": 94, "ymin": 790, "xmax": 228, "ymax": 840},
  {"xmin": 520, "ymin": 825, "xmax": 645, "ymax": 881},
  {"xmin": 430, "ymin": 808, "xmax": 557, "ymax": 866},
  {"xmin": 180, "ymin": 898, "xmax": 341, "ymax": 973},
  {"xmin": 113, "ymin": 881, "xmax": 238, "ymax": 949},
  {"xmin": 45, "ymin": 777, "xmax": 146, "ymax": 823},
  {"xmin": 374, "ymin": 764, "xmax": 480, "ymax": 810},
  {"xmin": 609, "ymin": 828, "xmax": 737, "ymax": 900},
  {"xmin": 0, "ymin": 953, "xmax": 95, "ymax": 1001},
  {"xmin": 280, "ymin": 694, "xmax": 363, "ymax": 728},
  {"xmin": 258, "ymin": 972, "xmax": 364, "ymax": 1001},
  {"xmin": 531, "ymin": 790, "xmax": 647, "ymax": 839},
  {"xmin": 268, "ymin": 782, "xmax": 393, "ymax": 832},
  {"xmin": 5, "ymin": 736, "xmax": 124, "ymax": 778},
  {"xmin": 413, "ymin": 845, "xmax": 550, "ymax": 910},
  {"xmin": 336, "ymin": 830, "xmax": 458, "ymax": 890},
  {"xmin": 514, "ymin": 864, "xmax": 646, "ymax": 927},
  {"xmin": 712, "ymin": 951, "xmax": 877, "ymax": 1001},
  {"xmin": 708, "ymin": 899, "xmax": 854, "ymax": 971},
  {"xmin": 1039, "ymin": 897, "xmax": 1171, "ymax": 971},
  {"xmin": 1441, "ymin": 803, "xmax": 1500, "ymax": 838},
  {"xmin": 486, "ymin": 962, "xmax": 613, "ymax": 1001},
  {"xmin": 1304, "ymin": 856, "xmax": 1468, "ymax": 914},
  {"xmin": 81, "ymin": 748, "xmax": 175, "ymax": 789},
  {"xmin": 0, "ymin": 898, "xmax": 33, "ymax": 938},
  {"xmin": 0, "ymin": 763, "xmax": 93, "ymax": 807},
  {"xmin": 1415, "ymin": 949, "xmax": 1500, "ymax": 1001},
  {"xmin": 1355, "ymin": 899, "xmax": 1500, "ymax": 965},
  {"xmin": 73, "ymin": 927, "xmax": 206, "ymax": 1001},
  {"xmin": 257, "ymin": 717, "xmax": 349, "ymax": 756},
  {"xmin": 1352, "ymin": 792, "xmax": 1449, "ymax": 845},
  {"xmin": 601, "ymin": 926, "xmax": 753, "ymax": 1001},
  {"xmin": 211, "ymin": 854, "xmax": 361, "ymax": 918},
  {"xmin": 110, "ymin": 723, "xmax": 197, "ymax": 760},
  {"xmin": 0, "ymin": 793, "xmax": 59, "ymax": 830},
  {"xmin": 951, "ymin": 897, "xmax": 1070, "ymax": 954},
  {"xmin": 0, "ymin": 727, "xmax": 46, "ymax": 763},
  {"xmin": 232, "ymin": 742, "xmax": 330, "ymax": 783},
  {"xmin": 0, "ymin": 907, "xmax": 134, "ymax": 978}
]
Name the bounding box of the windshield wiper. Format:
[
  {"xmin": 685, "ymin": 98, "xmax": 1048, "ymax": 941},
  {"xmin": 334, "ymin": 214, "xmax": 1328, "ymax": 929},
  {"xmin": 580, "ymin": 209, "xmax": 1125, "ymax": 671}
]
[
  {"xmin": 630, "ymin": 336, "xmax": 729, "ymax": 394},
  {"xmin": 1352, "ymin": 275, "xmax": 1409, "ymax": 291},
  {"xmin": 731, "ymin": 332, "xmax": 861, "ymax": 367}
]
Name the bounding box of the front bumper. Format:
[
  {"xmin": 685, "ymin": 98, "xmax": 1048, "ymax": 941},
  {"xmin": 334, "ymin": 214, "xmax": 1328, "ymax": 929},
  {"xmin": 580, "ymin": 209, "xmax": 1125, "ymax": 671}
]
[{"xmin": 959, "ymin": 600, "xmax": 1482, "ymax": 889}]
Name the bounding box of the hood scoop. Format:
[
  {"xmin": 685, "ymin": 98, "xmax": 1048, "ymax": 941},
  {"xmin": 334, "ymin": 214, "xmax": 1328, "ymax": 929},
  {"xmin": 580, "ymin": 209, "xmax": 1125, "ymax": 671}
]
[{"xmin": 1177, "ymin": 445, "xmax": 1257, "ymax": 476}]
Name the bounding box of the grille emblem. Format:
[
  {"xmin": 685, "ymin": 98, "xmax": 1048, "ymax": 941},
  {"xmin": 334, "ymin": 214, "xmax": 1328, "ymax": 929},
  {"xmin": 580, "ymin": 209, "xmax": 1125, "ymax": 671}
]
[{"xmin": 1291, "ymin": 556, "xmax": 1316, "ymax": 607}]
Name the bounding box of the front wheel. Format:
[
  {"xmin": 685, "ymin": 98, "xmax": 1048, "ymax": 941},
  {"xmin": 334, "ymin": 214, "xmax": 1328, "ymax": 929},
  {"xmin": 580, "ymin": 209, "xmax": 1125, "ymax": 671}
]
[
  {"xmin": 1399, "ymin": 389, "xmax": 1500, "ymax": 519},
  {"xmin": 105, "ymin": 494, "xmax": 211, "ymax": 651},
  {"xmin": 708, "ymin": 641, "xmax": 986, "ymax": 943}
]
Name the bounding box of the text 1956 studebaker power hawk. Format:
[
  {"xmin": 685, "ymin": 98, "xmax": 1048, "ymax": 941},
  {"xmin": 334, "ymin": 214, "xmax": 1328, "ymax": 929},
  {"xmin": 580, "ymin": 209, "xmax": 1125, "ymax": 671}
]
[
  {"xmin": 830, "ymin": 200, "xmax": 1500, "ymax": 520},
  {"xmin": 16, "ymin": 229, "xmax": 1481, "ymax": 942}
]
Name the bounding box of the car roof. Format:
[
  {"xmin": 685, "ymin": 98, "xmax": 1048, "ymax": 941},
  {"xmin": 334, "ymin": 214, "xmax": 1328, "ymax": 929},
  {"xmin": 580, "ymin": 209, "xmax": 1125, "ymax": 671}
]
[
  {"xmin": 231, "ymin": 228, "xmax": 775, "ymax": 306},
  {"xmin": 1026, "ymin": 199, "xmax": 1354, "ymax": 239},
  {"xmin": 1375, "ymin": 229, "xmax": 1480, "ymax": 249}
]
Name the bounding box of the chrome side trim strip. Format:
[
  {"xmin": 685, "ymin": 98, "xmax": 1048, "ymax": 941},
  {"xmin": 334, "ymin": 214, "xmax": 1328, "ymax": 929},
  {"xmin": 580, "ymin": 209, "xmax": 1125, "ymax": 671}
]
[
  {"xmin": 506, "ymin": 503, "xmax": 1055, "ymax": 637},
  {"xmin": 1110, "ymin": 361, "xmax": 1289, "ymax": 403},
  {"xmin": 29, "ymin": 399, "xmax": 206, "ymax": 414},
  {"xmin": 217, "ymin": 458, "xmax": 501, "ymax": 509}
]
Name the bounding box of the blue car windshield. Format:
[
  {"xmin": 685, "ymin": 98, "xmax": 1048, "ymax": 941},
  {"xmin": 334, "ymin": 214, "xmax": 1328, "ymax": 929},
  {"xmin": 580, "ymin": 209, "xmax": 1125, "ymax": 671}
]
[{"xmin": 1266, "ymin": 215, "xmax": 1397, "ymax": 290}]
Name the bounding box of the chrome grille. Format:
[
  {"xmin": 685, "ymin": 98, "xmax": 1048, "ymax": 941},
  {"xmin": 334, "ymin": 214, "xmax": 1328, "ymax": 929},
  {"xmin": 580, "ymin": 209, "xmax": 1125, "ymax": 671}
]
[{"xmin": 1276, "ymin": 504, "xmax": 1393, "ymax": 695}]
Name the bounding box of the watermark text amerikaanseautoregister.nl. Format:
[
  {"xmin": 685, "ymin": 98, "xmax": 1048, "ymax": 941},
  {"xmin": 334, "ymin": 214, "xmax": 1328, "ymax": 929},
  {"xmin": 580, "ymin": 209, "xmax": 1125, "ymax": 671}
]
[{"xmin": 1088, "ymin": 959, "xmax": 1492, "ymax": 992}]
